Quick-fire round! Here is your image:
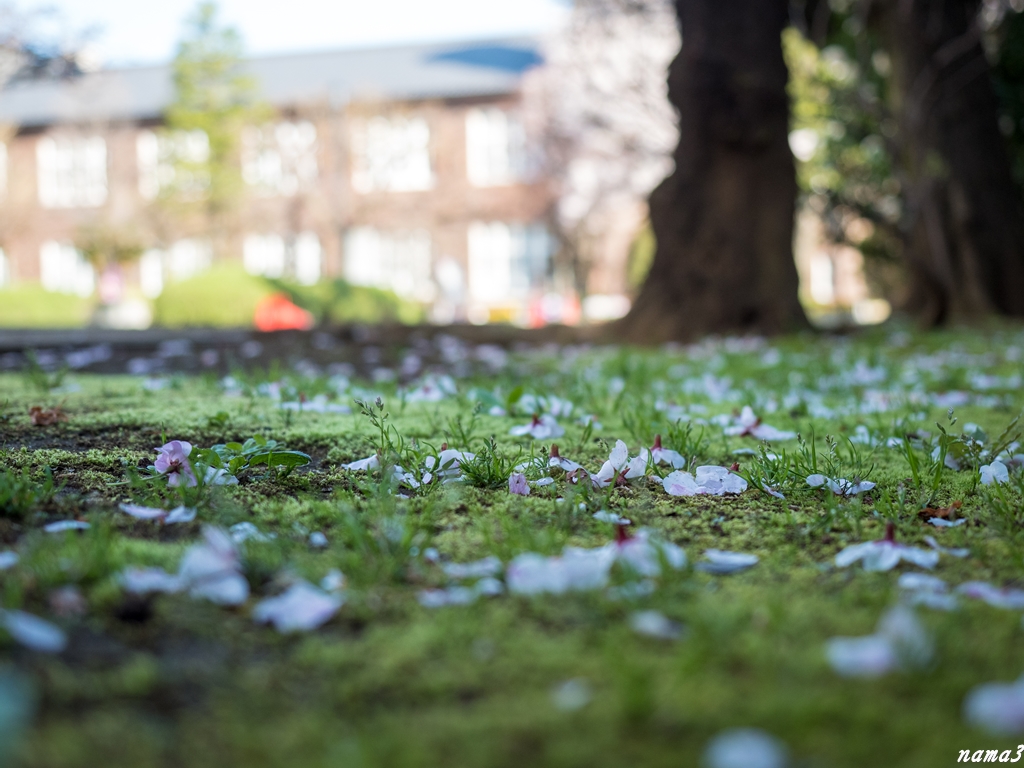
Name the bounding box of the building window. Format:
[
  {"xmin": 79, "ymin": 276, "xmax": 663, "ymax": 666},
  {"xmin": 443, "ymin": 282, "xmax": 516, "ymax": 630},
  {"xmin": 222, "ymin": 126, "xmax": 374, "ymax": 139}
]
[
  {"xmin": 465, "ymin": 108, "xmax": 528, "ymax": 187},
  {"xmin": 36, "ymin": 136, "xmax": 107, "ymax": 208},
  {"xmin": 242, "ymin": 121, "xmax": 318, "ymax": 196},
  {"xmin": 138, "ymin": 239, "xmax": 212, "ymax": 298},
  {"xmin": 39, "ymin": 242, "xmax": 95, "ymax": 296},
  {"xmin": 243, "ymin": 232, "xmax": 321, "ymax": 285},
  {"xmin": 343, "ymin": 227, "xmax": 434, "ymax": 301},
  {"xmin": 351, "ymin": 116, "xmax": 432, "ymax": 193},
  {"xmin": 467, "ymin": 222, "xmax": 551, "ymax": 304},
  {"xmin": 137, "ymin": 129, "xmax": 210, "ymax": 200}
]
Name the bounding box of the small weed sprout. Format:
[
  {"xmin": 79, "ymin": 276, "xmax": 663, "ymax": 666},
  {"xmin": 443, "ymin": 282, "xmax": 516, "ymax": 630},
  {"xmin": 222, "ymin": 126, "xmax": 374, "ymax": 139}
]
[
  {"xmin": 23, "ymin": 350, "xmax": 68, "ymax": 393},
  {"xmin": 665, "ymin": 420, "xmax": 710, "ymax": 464},
  {"xmin": 0, "ymin": 466, "xmax": 56, "ymax": 518},
  {"xmin": 461, "ymin": 437, "xmax": 523, "ymax": 489}
]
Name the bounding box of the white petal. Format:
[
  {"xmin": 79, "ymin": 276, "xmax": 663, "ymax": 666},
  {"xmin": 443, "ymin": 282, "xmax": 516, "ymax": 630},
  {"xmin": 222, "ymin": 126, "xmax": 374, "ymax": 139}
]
[
  {"xmin": 806, "ymin": 473, "xmax": 827, "ymax": 488},
  {"xmin": 923, "ymin": 535, "xmax": 969, "ymax": 558},
  {"xmin": 629, "ymin": 610, "xmax": 683, "ymax": 640},
  {"xmin": 120, "ymin": 566, "xmax": 183, "ymax": 594},
  {"xmin": 0, "ymin": 551, "xmax": 19, "ymax": 570},
  {"xmin": 320, "ymin": 569, "xmax": 346, "ymax": 592},
  {"xmin": 551, "ymin": 678, "xmax": 591, "ymax": 711},
  {"xmin": 662, "ymin": 471, "xmax": 699, "ymax": 496},
  {"xmin": 189, "ymin": 572, "xmax": 250, "ymax": 606},
  {"xmin": 0, "ymin": 609, "xmax": 67, "ymax": 653},
  {"xmin": 826, "ymin": 635, "xmax": 898, "ymax": 677},
  {"xmin": 834, "ymin": 541, "xmax": 875, "ymax": 568},
  {"xmin": 608, "ymin": 440, "xmax": 629, "ymax": 470},
  {"xmin": 895, "ymin": 545, "xmax": 940, "ymax": 570},
  {"xmin": 697, "ymin": 550, "xmax": 759, "ymax": 574},
  {"xmin": 119, "ymin": 503, "xmax": 167, "ymax": 520},
  {"xmin": 309, "ymin": 531, "xmax": 329, "ymax": 548},
  {"xmin": 877, "ymin": 605, "xmax": 933, "ymax": 668},
  {"xmin": 963, "ymin": 677, "xmax": 1024, "ymax": 734},
  {"xmin": 165, "ymin": 506, "xmax": 197, "ymax": 524},
  {"xmin": 343, "ymin": 454, "xmax": 380, "ymax": 471},
  {"xmin": 702, "ymin": 728, "xmax": 788, "ymax": 768},
  {"xmin": 417, "ymin": 586, "xmax": 478, "ymax": 608},
  {"xmin": 442, "ymin": 556, "xmax": 503, "ymax": 579},
  {"xmin": 252, "ymin": 581, "xmax": 342, "ymax": 631},
  {"xmin": 980, "ymin": 461, "xmax": 1010, "ymax": 485},
  {"xmin": 43, "ymin": 520, "xmax": 89, "ymax": 533},
  {"xmin": 956, "ymin": 581, "xmax": 1024, "ymax": 610},
  {"xmin": 897, "ymin": 573, "xmax": 947, "ymax": 593}
]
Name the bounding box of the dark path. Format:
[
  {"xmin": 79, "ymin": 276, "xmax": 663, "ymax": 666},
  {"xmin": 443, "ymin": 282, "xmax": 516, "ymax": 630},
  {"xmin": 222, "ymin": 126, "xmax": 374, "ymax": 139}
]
[{"xmin": 0, "ymin": 324, "xmax": 597, "ymax": 378}]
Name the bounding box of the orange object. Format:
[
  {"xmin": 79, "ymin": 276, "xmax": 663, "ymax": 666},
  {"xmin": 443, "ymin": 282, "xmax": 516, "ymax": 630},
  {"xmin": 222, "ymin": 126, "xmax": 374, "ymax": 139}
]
[{"xmin": 254, "ymin": 294, "xmax": 315, "ymax": 332}]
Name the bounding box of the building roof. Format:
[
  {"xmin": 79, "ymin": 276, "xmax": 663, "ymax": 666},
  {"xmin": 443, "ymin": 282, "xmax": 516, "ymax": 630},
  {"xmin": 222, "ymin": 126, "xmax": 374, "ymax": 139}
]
[{"xmin": 0, "ymin": 37, "xmax": 544, "ymax": 128}]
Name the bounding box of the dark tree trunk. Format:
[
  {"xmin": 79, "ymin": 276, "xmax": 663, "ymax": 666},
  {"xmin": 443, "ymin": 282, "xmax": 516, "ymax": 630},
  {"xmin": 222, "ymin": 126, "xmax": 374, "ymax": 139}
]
[
  {"xmin": 879, "ymin": 0, "xmax": 1024, "ymax": 324},
  {"xmin": 619, "ymin": 0, "xmax": 806, "ymax": 343}
]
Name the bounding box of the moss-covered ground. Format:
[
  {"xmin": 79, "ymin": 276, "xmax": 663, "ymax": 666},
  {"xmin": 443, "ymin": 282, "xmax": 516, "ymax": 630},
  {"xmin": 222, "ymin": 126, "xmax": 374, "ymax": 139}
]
[{"xmin": 2, "ymin": 326, "xmax": 1024, "ymax": 767}]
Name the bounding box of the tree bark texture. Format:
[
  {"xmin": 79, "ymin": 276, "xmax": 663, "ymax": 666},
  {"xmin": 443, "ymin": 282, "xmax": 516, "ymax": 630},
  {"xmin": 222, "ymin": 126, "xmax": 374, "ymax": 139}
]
[
  {"xmin": 879, "ymin": 0, "xmax": 1024, "ymax": 323},
  {"xmin": 620, "ymin": 0, "xmax": 806, "ymax": 343}
]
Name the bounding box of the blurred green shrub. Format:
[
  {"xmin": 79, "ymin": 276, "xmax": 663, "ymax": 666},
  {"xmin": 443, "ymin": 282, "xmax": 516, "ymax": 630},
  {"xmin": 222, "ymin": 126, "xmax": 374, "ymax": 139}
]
[
  {"xmin": 152, "ymin": 265, "xmax": 269, "ymax": 327},
  {"xmin": 0, "ymin": 286, "xmax": 92, "ymax": 328},
  {"xmin": 152, "ymin": 264, "xmax": 423, "ymax": 327},
  {"xmin": 268, "ymin": 278, "xmax": 424, "ymax": 326}
]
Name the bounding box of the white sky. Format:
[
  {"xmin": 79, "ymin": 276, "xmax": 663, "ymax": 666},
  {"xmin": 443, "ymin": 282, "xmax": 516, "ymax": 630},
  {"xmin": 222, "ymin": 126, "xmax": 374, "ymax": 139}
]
[{"xmin": 34, "ymin": 0, "xmax": 570, "ymax": 68}]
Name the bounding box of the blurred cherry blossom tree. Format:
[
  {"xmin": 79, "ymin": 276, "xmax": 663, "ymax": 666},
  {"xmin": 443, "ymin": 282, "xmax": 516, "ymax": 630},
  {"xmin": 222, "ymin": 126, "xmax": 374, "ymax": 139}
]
[{"xmin": 526, "ymin": 0, "xmax": 679, "ymax": 299}]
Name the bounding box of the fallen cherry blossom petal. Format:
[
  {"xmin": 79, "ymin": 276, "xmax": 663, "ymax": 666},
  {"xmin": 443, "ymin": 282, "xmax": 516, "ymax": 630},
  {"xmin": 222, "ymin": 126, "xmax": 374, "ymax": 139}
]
[
  {"xmin": 927, "ymin": 517, "xmax": 966, "ymax": 528},
  {"xmin": 0, "ymin": 551, "xmax": 18, "ymax": 570},
  {"xmin": 229, "ymin": 522, "xmax": 276, "ymax": 543},
  {"xmin": 806, "ymin": 474, "xmax": 875, "ymax": 496},
  {"xmin": 442, "ymin": 556, "xmax": 503, "ymax": 579},
  {"xmin": 0, "ymin": 609, "xmax": 67, "ymax": 653},
  {"xmin": 154, "ymin": 440, "xmax": 197, "ymax": 487},
  {"xmin": 963, "ymin": 675, "xmax": 1024, "ymax": 735},
  {"xmin": 551, "ymin": 678, "xmax": 591, "ymax": 711},
  {"xmin": 835, "ymin": 525, "xmax": 939, "ymax": 572},
  {"xmin": 320, "ymin": 569, "xmax": 345, "ymax": 592},
  {"xmin": 119, "ymin": 503, "xmax": 196, "ymax": 524},
  {"xmin": 923, "ymin": 536, "xmax": 969, "ymax": 558},
  {"xmin": 702, "ymin": 728, "xmax": 789, "ymax": 768},
  {"xmin": 509, "ymin": 414, "xmax": 564, "ymax": 440},
  {"xmin": 630, "ymin": 610, "xmax": 683, "ymax": 640},
  {"xmin": 43, "ymin": 520, "xmax": 90, "ymax": 533},
  {"xmin": 662, "ymin": 467, "xmax": 747, "ymax": 497},
  {"xmin": 650, "ymin": 435, "xmax": 686, "ymax": 468},
  {"xmin": 120, "ymin": 567, "xmax": 182, "ymax": 594},
  {"xmin": 723, "ymin": 406, "xmax": 796, "ymax": 442},
  {"xmin": 252, "ymin": 581, "xmax": 342, "ymax": 632},
  {"xmin": 343, "ymin": 454, "xmax": 380, "ymax": 471},
  {"xmin": 825, "ymin": 605, "xmax": 932, "ymax": 678},
  {"xmin": 897, "ymin": 573, "xmax": 958, "ymax": 611},
  {"xmin": 309, "ymin": 532, "xmax": 328, "ymax": 548},
  {"xmin": 955, "ymin": 581, "xmax": 1024, "ymax": 610},
  {"xmin": 178, "ymin": 527, "xmax": 250, "ymax": 606},
  {"xmin": 418, "ymin": 586, "xmax": 478, "ymax": 608},
  {"xmin": 508, "ymin": 472, "xmax": 530, "ymax": 496},
  {"xmin": 980, "ymin": 460, "xmax": 1010, "ymax": 485},
  {"xmin": 697, "ymin": 550, "xmax": 759, "ymax": 574}
]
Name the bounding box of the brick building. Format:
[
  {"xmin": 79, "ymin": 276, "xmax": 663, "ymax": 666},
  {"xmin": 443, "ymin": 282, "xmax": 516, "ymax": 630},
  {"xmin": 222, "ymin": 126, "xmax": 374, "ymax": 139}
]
[{"xmin": 0, "ymin": 38, "xmax": 582, "ymax": 325}]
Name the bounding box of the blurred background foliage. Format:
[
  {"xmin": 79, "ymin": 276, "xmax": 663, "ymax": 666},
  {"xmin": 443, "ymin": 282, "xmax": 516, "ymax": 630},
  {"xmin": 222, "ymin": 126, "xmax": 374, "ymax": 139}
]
[
  {"xmin": 785, "ymin": 1, "xmax": 1024, "ymax": 300},
  {"xmin": 150, "ymin": 265, "xmax": 423, "ymax": 327}
]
